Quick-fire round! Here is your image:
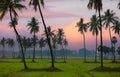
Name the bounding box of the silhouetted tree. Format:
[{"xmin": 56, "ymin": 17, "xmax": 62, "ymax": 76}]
[
  {"xmin": 76, "ymin": 18, "xmax": 87, "ymax": 62},
  {"xmin": 27, "ymin": 17, "xmax": 39, "ymax": 62}
]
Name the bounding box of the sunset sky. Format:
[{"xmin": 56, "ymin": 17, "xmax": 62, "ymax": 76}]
[{"xmin": 0, "ymin": 0, "xmax": 120, "ymax": 50}]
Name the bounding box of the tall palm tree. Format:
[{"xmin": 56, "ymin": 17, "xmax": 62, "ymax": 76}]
[
  {"xmin": 0, "ymin": 0, "xmax": 28, "ymax": 69},
  {"xmin": 27, "ymin": 17, "xmax": 39, "ymax": 62},
  {"xmin": 0, "ymin": 37, "xmax": 6, "ymax": 58},
  {"xmin": 6, "ymin": 38, "xmax": 15, "ymax": 58},
  {"xmin": 102, "ymin": 9, "xmax": 118, "ymax": 48},
  {"xmin": 87, "ymin": 0, "xmax": 103, "ymax": 68},
  {"xmin": 111, "ymin": 36, "xmax": 117, "ymax": 62},
  {"xmin": 76, "ymin": 18, "xmax": 87, "ymax": 62},
  {"xmin": 88, "ymin": 15, "xmax": 100, "ymax": 62},
  {"xmin": 57, "ymin": 28, "xmax": 66, "ymax": 63},
  {"xmin": 112, "ymin": 21, "xmax": 120, "ymax": 37},
  {"xmin": 29, "ymin": 0, "xmax": 55, "ymax": 68},
  {"xmin": 38, "ymin": 37, "xmax": 46, "ymax": 59}
]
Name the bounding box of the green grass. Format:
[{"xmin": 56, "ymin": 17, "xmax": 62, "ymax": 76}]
[{"xmin": 0, "ymin": 58, "xmax": 120, "ymax": 77}]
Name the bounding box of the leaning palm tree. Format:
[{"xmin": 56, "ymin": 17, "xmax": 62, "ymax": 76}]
[
  {"xmin": 38, "ymin": 37, "xmax": 46, "ymax": 59},
  {"xmin": 27, "ymin": 17, "xmax": 39, "ymax": 62},
  {"xmin": 87, "ymin": 0, "xmax": 103, "ymax": 68},
  {"xmin": 0, "ymin": 37, "xmax": 6, "ymax": 58},
  {"xmin": 29, "ymin": 0, "xmax": 55, "ymax": 68},
  {"xmin": 102, "ymin": 9, "xmax": 118, "ymax": 49},
  {"xmin": 76, "ymin": 18, "xmax": 87, "ymax": 62},
  {"xmin": 88, "ymin": 15, "xmax": 100, "ymax": 62},
  {"xmin": 6, "ymin": 38, "xmax": 15, "ymax": 58},
  {"xmin": 0, "ymin": 0, "xmax": 28, "ymax": 69},
  {"xmin": 111, "ymin": 36, "xmax": 117, "ymax": 62},
  {"xmin": 112, "ymin": 21, "xmax": 120, "ymax": 37}
]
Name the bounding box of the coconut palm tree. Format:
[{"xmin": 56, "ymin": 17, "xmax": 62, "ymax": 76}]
[
  {"xmin": 57, "ymin": 28, "xmax": 66, "ymax": 63},
  {"xmin": 63, "ymin": 38, "xmax": 68, "ymax": 59},
  {"xmin": 29, "ymin": 0, "xmax": 55, "ymax": 68},
  {"xmin": 87, "ymin": 0, "xmax": 103, "ymax": 68},
  {"xmin": 27, "ymin": 37, "xmax": 32, "ymax": 58},
  {"xmin": 117, "ymin": 46, "xmax": 120, "ymax": 59},
  {"xmin": 88, "ymin": 15, "xmax": 100, "ymax": 62},
  {"xmin": 6, "ymin": 38, "xmax": 15, "ymax": 58},
  {"xmin": 0, "ymin": 0, "xmax": 28, "ymax": 69},
  {"xmin": 76, "ymin": 18, "xmax": 87, "ymax": 62},
  {"xmin": 0, "ymin": 37, "xmax": 6, "ymax": 58},
  {"xmin": 102, "ymin": 9, "xmax": 118, "ymax": 48},
  {"xmin": 38, "ymin": 37, "xmax": 46, "ymax": 59},
  {"xmin": 21, "ymin": 36, "xmax": 29, "ymax": 56},
  {"xmin": 112, "ymin": 21, "xmax": 120, "ymax": 37},
  {"xmin": 111, "ymin": 36, "xmax": 117, "ymax": 62},
  {"xmin": 27, "ymin": 17, "xmax": 39, "ymax": 62}
]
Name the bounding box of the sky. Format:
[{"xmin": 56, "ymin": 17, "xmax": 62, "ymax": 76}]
[{"xmin": 0, "ymin": 0, "xmax": 120, "ymax": 50}]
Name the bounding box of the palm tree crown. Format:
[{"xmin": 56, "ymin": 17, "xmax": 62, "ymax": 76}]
[
  {"xmin": 0, "ymin": 0, "xmax": 26, "ymax": 20},
  {"xmin": 89, "ymin": 15, "xmax": 100, "ymax": 35},
  {"xmin": 76, "ymin": 18, "xmax": 87, "ymax": 34},
  {"xmin": 27, "ymin": 17, "xmax": 39, "ymax": 34}
]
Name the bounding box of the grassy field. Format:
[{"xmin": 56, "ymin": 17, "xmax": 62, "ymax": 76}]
[{"xmin": 0, "ymin": 58, "xmax": 120, "ymax": 77}]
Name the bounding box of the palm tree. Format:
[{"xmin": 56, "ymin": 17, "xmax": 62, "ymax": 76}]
[
  {"xmin": 21, "ymin": 36, "xmax": 29, "ymax": 56},
  {"xmin": 112, "ymin": 21, "xmax": 120, "ymax": 37},
  {"xmin": 117, "ymin": 46, "xmax": 120, "ymax": 59},
  {"xmin": 38, "ymin": 37, "xmax": 46, "ymax": 59},
  {"xmin": 102, "ymin": 9, "xmax": 118, "ymax": 49},
  {"xmin": 27, "ymin": 38, "xmax": 32, "ymax": 58},
  {"xmin": 63, "ymin": 38, "xmax": 68, "ymax": 59},
  {"xmin": 76, "ymin": 18, "xmax": 87, "ymax": 62},
  {"xmin": 29, "ymin": 0, "xmax": 55, "ymax": 68},
  {"xmin": 6, "ymin": 38, "xmax": 15, "ymax": 58},
  {"xmin": 27, "ymin": 17, "xmax": 39, "ymax": 62},
  {"xmin": 0, "ymin": 0, "xmax": 28, "ymax": 69},
  {"xmin": 52, "ymin": 35, "xmax": 58, "ymax": 62},
  {"xmin": 87, "ymin": 0, "xmax": 103, "ymax": 68},
  {"xmin": 111, "ymin": 36, "xmax": 117, "ymax": 62},
  {"xmin": 57, "ymin": 28, "xmax": 66, "ymax": 63},
  {"xmin": 88, "ymin": 15, "xmax": 100, "ymax": 62},
  {"xmin": 0, "ymin": 37, "xmax": 6, "ymax": 58}
]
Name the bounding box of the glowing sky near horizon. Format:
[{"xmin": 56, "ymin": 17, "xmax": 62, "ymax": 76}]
[{"xmin": 0, "ymin": 0, "xmax": 120, "ymax": 50}]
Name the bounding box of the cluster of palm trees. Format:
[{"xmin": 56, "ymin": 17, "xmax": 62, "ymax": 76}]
[{"xmin": 76, "ymin": 8, "xmax": 120, "ymax": 67}]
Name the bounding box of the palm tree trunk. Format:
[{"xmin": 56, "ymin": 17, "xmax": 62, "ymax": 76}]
[
  {"xmin": 95, "ymin": 35, "xmax": 98, "ymax": 62},
  {"xmin": 9, "ymin": 10, "xmax": 28, "ymax": 69},
  {"xmin": 32, "ymin": 34, "xmax": 36, "ymax": 62},
  {"xmin": 108, "ymin": 25, "xmax": 112, "ymax": 46},
  {"xmin": 98, "ymin": 9, "xmax": 103, "ymax": 68},
  {"xmin": 38, "ymin": 1, "xmax": 54, "ymax": 68},
  {"xmin": 83, "ymin": 33, "xmax": 86, "ymax": 62}
]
